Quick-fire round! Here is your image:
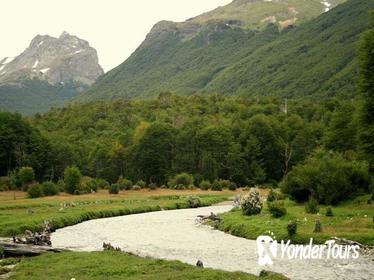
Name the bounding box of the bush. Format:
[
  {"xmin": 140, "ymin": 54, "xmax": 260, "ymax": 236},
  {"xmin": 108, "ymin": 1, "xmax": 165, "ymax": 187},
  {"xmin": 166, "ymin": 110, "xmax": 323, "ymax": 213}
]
[
  {"xmin": 186, "ymin": 196, "xmax": 202, "ymax": 208},
  {"xmin": 149, "ymin": 183, "xmax": 157, "ymax": 190},
  {"xmin": 109, "ymin": 184, "xmax": 120, "ymax": 194},
  {"xmin": 64, "ymin": 166, "xmax": 82, "ymax": 195},
  {"xmin": 229, "ymin": 182, "xmax": 237, "ymax": 191},
  {"xmin": 281, "ymin": 149, "xmax": 370, "ymax": 204},
  {"xmin": 267, "ymin": 189, "xmax": 277, "ymax": 202},
  {"xmin": 199, "ymin": 180, "xmax": 210, "ymax": 190},
  {"xmin": 325, "ymin": 207, "xmax": 334, "ymax": 217},
  {"xmin": 168, "ymin": 173, "xmax": 194, "ymax": 189},
  {"xmin": 241, "ymin": 188, "xmax": 263, "ymax": 216},
  {"xmin": 305, "ymin": 197, "xmax": 319, "ymax": 214},
  {"xmin": 287, "ymin": 220, "xmax": 297, "ymax": 236},
  {"xmin": 211, "ymin": 180, "xmax": 222, "ymax": 191},
  {"xmin": 219, "ymin": 179, "xmax": 231, "ymax": 189},
  {"xmin": 0, "ymin": 176, "xmax": 11, "ymax": 191},
  {"xmin": 83, "ymin": 179, "xmax": 99, "ymax": 192},
  {"xmin": 117, "ymin": 177, "xmax": 133, "ymax": 190},
  {"xmin": 268, "ymin": 201, "xmax": 287, "ymax": 218},
  {"xmin": 57, "ymin": 179, "xmax": 65, "ymax": 192},
  {"xmin": 41, "ymin": 181, "xmax": 59, "ymax": 196},
  {"xmin": 132, "ymin": 185, "xmax": 141, "ymax": 191},
  {"xmin": 18, "ymin": 167, "xmax": 35, "ymax": 188},
  {"xmin": 95, "ymin": 178, "xmax": 110, "ymax": 189},
  {"xmin": 314, "ymin": 220, "xmax": 322, "ymax": 233},
  {"xmin": 28, "ymin": 184, "xmax": 43, "ymax": 198},
  {"xmin": 136, "ymin": 180, "xmax": 146, "ymax": 188}
]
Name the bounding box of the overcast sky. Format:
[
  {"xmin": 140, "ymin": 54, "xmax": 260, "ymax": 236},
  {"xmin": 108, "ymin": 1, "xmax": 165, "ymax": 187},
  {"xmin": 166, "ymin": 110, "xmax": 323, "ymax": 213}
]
[{"xmin": 1, "ymin": 0, "xmax": 232, "ymax": 72}]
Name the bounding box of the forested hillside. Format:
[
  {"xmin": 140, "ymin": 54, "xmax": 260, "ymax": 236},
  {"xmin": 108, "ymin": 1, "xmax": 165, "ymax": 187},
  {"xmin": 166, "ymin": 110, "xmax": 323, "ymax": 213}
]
[
  {"xmin": 80, "ymin": 0, "xmax": 370, "ymax": 101},
  {"xmin": 0, "ymin": 79, "xmax": 81, "ymax": 115}
]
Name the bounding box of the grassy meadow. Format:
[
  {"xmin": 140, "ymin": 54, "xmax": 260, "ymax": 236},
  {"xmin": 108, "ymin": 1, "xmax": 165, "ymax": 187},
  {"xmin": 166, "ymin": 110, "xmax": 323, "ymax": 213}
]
[
  {"xmin": 218, "ymin": 194, "xmax": 374, "ymax": 245},
  {"xmin": 6, "ymin": 251, "xmax": 286, "ymax": 280},
  {"xmin": 0, "ymin": 189, "xmax": 231, "ymax": 237}
]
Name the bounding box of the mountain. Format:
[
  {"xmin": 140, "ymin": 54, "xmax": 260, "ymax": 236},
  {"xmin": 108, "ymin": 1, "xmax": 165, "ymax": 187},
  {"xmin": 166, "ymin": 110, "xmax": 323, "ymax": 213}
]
[
  {"xmin": 80, "ymin": 0, "xmax": 356, "ymax": 101},
  {"xmin": 0, "ymin": 32, "xmax": 103, "ymax": 114}
]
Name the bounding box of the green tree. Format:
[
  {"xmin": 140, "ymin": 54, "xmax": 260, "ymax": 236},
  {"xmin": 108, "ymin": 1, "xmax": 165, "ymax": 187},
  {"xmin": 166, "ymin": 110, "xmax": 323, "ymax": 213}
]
[
  {"xmin": 0, "ymin": 112, "xmax": 51, "ymax": 180},
  {"xmin": 358, "ymin": 12, "xmax": 374, "ymax": 169},
  {"xmin": 133, "ymin": 123, "xmax": 175, "ymax": 184},
  {"xmin": 64, "ymin": 166, "xmax": 82, "ymax": 194},
  {"xmin": 18, "ymin": 167, "xmax": 35, "ymax": 188},
  {"xmin": 281, "ymin": 149, "xmax": 370, "ymax": 204}
]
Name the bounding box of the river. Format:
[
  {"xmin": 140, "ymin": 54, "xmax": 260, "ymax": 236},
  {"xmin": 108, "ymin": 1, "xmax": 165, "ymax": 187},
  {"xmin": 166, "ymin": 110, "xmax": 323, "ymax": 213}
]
[{"xmin": 51, "ymin": 205, "xmax": 373, "ymax": 280}]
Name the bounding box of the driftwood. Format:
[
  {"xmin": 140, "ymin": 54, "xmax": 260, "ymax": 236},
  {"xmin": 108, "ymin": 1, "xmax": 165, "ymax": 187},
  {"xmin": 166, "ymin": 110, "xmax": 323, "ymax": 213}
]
[
  {"xmin": 0, "ymin": 242, "xmax": 68, "ymax": 257},
  {"xmin": 197, "ymin": 212, "xmax": 222, "ymax": 222},
  {"xmin": 331, "ymin": 237, "xmax": 363, "ymax": 247},
  {"xmin": 13, "ymin": 220, "xmax": 52, "ymax": 246}
]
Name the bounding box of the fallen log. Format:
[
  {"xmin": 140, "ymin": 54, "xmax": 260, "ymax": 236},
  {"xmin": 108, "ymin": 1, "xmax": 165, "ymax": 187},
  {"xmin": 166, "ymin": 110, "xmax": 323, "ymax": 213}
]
[
  {"xmin": 197, "ymin": 212, "xmax": 221, "ymax": 222},
  {"xmin": 0, "ymin": 242, "xmax": 69, "ymax": 257}
]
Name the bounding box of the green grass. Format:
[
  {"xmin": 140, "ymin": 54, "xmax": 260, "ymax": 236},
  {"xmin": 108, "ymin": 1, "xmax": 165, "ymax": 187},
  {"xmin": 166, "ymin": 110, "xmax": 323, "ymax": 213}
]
[
  {"xmin": 0, "ymin": 190, "xmax": 229, "ymax": 237},
  {"xmin": 218, "ymin": 195, "xmax": 374, "ymax": 245},
  {"xmin": 8, "ymin": 251, "xmax": 286, "ymax": 280}
]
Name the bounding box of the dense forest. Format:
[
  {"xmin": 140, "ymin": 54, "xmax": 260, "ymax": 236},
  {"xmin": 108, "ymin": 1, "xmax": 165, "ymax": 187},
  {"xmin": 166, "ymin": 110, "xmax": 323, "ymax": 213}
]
[{"xmin": 0, "ymin": 92, "xmax": 372, "ymax": 203}]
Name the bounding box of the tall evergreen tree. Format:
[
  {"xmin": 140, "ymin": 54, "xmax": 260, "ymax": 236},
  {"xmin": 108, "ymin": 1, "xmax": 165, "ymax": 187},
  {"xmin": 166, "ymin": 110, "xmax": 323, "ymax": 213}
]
[{"xmin": 358, "ymin": 12, "xmax": 374, "ymax": 169}]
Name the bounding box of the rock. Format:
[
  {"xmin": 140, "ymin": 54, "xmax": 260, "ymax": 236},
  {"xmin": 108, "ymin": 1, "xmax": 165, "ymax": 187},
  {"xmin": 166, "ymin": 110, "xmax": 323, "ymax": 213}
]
[
  {"xmin": 103, "ymin": 242, "xmax": 121, "ymax": 252},
  {"xmin": 196, "ymin": 260, "xmax": 204, "ymax": 267}
]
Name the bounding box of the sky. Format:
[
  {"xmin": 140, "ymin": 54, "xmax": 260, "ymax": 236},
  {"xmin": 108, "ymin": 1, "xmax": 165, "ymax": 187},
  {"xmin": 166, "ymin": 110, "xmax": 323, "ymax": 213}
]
[{"xmin": 0, "ymin": 0, "xmax": 232, "ymax": 72}]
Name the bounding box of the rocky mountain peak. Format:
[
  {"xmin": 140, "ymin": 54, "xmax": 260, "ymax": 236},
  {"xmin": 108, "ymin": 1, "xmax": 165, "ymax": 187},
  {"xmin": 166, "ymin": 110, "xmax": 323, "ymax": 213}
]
[{"xmin": 0, "ymin": 32, "xmax": 103, "ymax": 87}]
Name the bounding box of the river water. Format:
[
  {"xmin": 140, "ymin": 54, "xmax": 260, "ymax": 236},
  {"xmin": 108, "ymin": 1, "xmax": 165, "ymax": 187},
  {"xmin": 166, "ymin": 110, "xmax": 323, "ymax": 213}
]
[{"xmin": 51, "ymin": 205, "xmax": 373, "ymax": 280}]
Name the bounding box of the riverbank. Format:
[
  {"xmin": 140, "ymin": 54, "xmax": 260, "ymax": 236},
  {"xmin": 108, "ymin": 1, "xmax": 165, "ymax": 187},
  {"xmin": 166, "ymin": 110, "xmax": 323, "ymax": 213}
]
[
  {"xmin": 0, "ymin": 189, "xmax": 232, "ymax": 237},
  {"xmin": 218, "ymin": 194, "xmax": 374, "ymax": 246},
  {"xmin": 5, "ymin": 251, "xmax": 286, "ymax": 280}
]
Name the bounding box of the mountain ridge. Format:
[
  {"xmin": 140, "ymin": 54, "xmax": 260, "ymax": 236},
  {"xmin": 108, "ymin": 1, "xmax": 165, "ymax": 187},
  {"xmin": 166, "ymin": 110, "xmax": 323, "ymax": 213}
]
[
  {"xmin": 0, "ymin": 32, "xmax": 103, "ymax": 114},
  {"xmin": 80, "ymin": 0, "xmax": 368, "ymax": 101}
]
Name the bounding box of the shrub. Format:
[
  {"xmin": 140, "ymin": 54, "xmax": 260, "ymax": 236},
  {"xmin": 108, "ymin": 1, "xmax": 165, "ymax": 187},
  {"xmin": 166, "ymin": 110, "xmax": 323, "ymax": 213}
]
[
  {"xmin": 95, "ymin": 178, "xmax": 110, "ymax": 189},
  {"xmin": 325, "ymin": 207, "xmax": 334, "ymax": 217},
  {"xmin": 117, "ymin": 177, "xmax": 133, "ymax": 190},
  {"xmin": 186, "ymin": 196, "xmax": 202, "ymax": 208},
  {"xmin": 0, "ymin": 176, "xmax": 11, "ymax": 191},
  {"xmin": 132, "ymin": 185, "xmax": 141, "ymax": 191},
  {"xmin": 136, "ymin": 180, "xmax": 146, "ymax": 188},
  {"xmin": 28, "ymin": 184, "xmax": 43, "ymax": 198},
  {"xmin": 287, "ymin": 220, "xmax": 297, "ymax": 236},
  {"xmin": 168, "ymin": 173, "xmax": 194, "ymax": 189},
  {"xmin": 41, "ymin": 181, "xmax": 59, "ymax": 196},
  {"xmin": 268, "ymin": 201, "xmax": 287, "ymax": 218},
  {"xmin": 314, "ymin": 220, "xmax": 322, "ymax": 233},
  {"xmin": 18, "ymin": 167, "xmax": 35, "ymax": 188},
  {"xmin": 305, "ymin": 197, "xmax": 319, "ymax": 214},
  {"xmin": 219, "ymin": 179, "xmax": 231, "ymax": 189},
  {"xmin": 57, "ymin": 179, "xmax": 65, "ymax": 192},
  {"xmin": 241, "ymin": 188, "xmax": 263, "ymax": 216},
  {"xmin": 267, "ymin": 189, "xmax": 277, "ymax": 202},
  {"xmin": 211, "ymin": 180, "xmax": 222, "ymax": 191},
  {"xmin": 281, "ymin": 149, "xmax": 370, "ymax": 204},
  {"xmin": 229, "ymin": 182, "xmax": 237, "ymax": 191},
  {"xmin": 64, "ymin": 166, "xmax": 82, "ymax": 195},
  {"xmin": 149, "ymin": 183, "xmax": 157, "ymax": 190},
  {"xmin": 83, "ymin": 179, "xmax": 99, "ymax": 192},
  {"xmin": 109, "ymin": 184, "xmax": 120, "ymax": 194},
  {"xmin": 199, "ymin": 180, "xmax": 210, "ymax": 190}
]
